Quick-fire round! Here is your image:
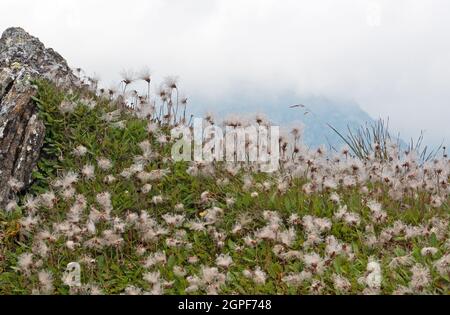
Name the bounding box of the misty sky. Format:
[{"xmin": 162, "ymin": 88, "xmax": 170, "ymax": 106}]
[{"xmin": 1, "ymin": 0, "xmax": 450, "ymax": 145}]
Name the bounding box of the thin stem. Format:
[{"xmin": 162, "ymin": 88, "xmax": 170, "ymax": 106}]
[{"xmin": 173, "ymin": 88, "xmax": 179, "ymax": 125}]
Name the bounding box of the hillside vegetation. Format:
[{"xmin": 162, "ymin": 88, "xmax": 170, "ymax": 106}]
[{"xmin": 0, "ymin": 79, "xmax": 448, "ymax": 295}]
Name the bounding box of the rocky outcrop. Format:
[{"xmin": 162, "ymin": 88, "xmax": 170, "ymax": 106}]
[{"xmin": 0, "ymin": 27, "xmax": 79, "ymax": 208}]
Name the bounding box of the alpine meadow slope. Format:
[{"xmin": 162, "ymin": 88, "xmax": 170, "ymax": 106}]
[{"xmin": 0, "ymin": 27, "xmax": 449, "ymax": 295}]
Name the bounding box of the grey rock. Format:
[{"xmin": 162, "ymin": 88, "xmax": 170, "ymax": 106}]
[
  {"xmin": 0, "ymin": 27, "xmax": 79, "ymax": 86},
  {"xmin": 0, "ymin": 27, "xmax": 78, "ymax": 208}
]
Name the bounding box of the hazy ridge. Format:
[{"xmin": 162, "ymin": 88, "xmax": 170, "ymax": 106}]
[{"xmin": 191, "ymin": 91, "xmax": 374, "ymax": 148}]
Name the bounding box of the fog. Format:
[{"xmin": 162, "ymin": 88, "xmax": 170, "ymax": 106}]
[{"xmin": 2, "ymin": 0, "xmax": 450, "ymax": 145}]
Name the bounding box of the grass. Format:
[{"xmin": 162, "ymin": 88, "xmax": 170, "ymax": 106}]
[
  {"xmin": 0, "ymin": 80, "xmax": 448, "ymax": 295},
  {"xmin": 328, "ymin": 118, "xmax": 443, "ymax": 163}
]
